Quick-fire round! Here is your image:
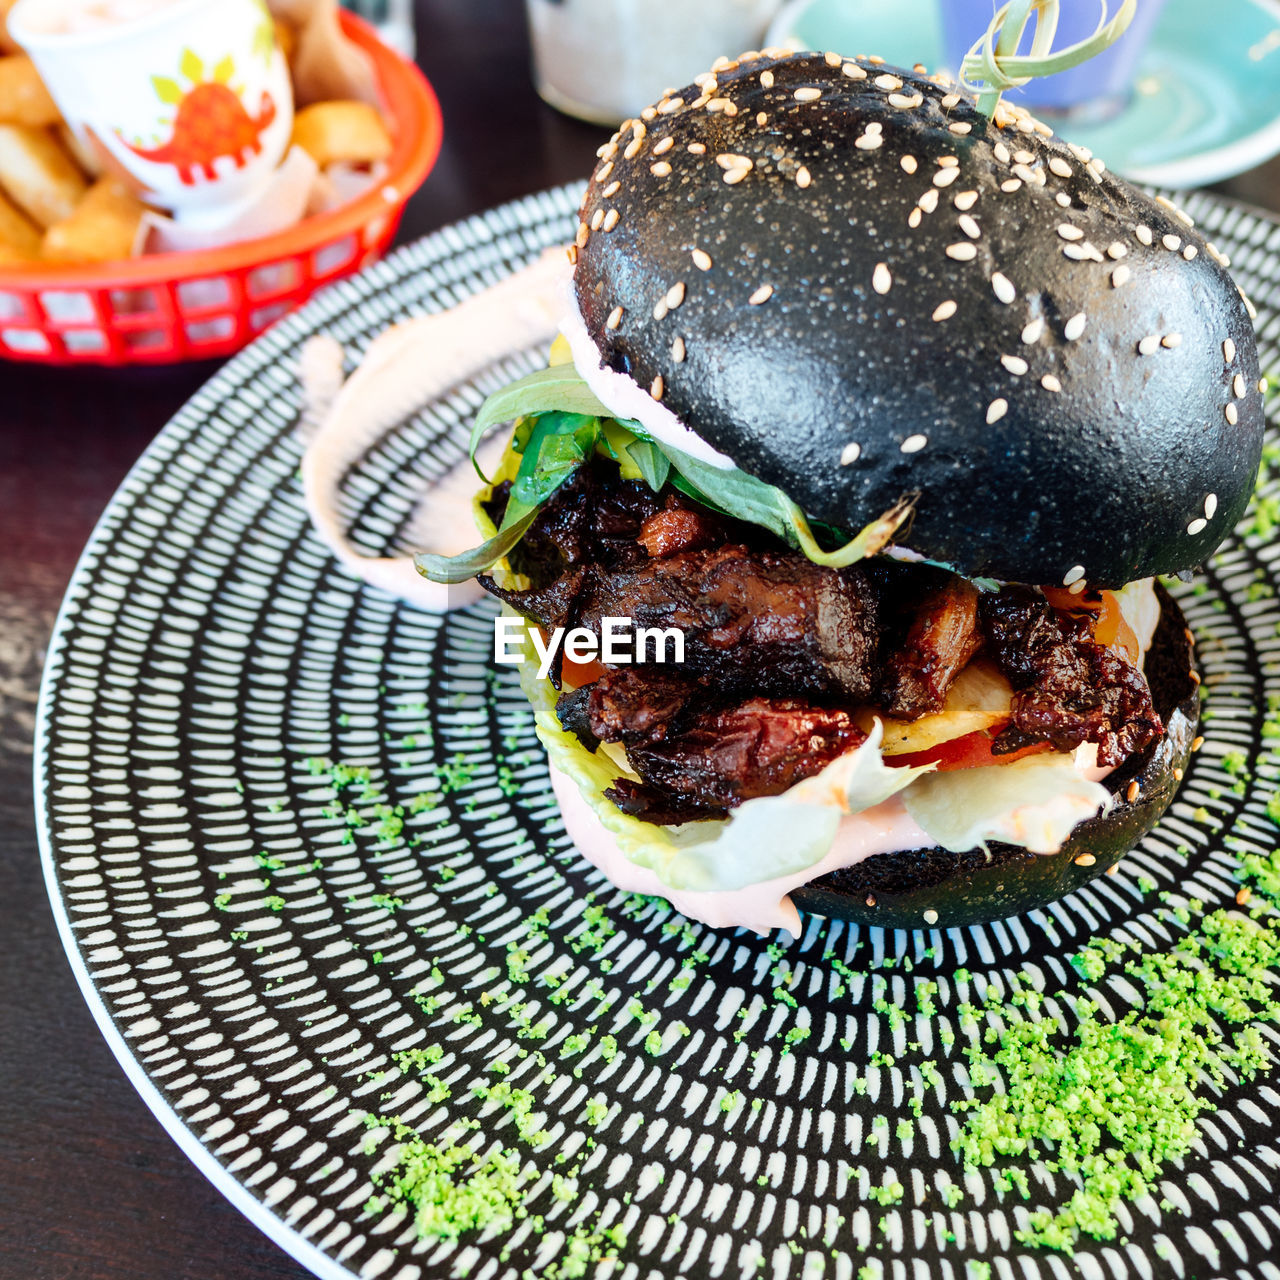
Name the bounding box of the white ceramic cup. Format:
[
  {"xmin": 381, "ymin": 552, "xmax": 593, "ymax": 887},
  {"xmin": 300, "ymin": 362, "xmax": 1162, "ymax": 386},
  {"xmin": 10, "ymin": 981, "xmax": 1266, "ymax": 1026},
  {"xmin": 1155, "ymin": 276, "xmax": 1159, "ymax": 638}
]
[
  {"xmin": 526, "ymin": 0, "xmax": 784, "ymax": 126},
  {"xmin": 9, "ymin": 0, "xmax": 294, "ymax": 225}
]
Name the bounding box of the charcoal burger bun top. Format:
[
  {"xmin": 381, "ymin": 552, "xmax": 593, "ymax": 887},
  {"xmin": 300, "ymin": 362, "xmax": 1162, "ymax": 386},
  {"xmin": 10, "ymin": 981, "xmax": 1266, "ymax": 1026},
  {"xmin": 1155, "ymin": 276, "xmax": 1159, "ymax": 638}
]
[{"xmin": 572, "ymin": 51, "xmax": 1266, "ymax": 589}]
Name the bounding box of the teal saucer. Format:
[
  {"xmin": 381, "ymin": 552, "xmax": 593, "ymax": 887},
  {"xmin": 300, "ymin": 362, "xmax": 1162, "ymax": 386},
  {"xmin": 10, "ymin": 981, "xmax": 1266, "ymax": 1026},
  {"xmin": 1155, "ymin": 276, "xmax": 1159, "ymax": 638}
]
[{"xmin": 767, "ymin": 0, "xmax": 1280, "ymax": 186}]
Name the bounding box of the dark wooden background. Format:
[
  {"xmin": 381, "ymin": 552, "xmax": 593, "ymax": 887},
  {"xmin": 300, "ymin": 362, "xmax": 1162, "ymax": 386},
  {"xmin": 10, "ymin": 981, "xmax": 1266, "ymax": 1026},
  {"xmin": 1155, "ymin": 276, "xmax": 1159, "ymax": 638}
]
[{"xmin": 2, "ymin": 2, "xmax": 1278, "ymax": 1276}]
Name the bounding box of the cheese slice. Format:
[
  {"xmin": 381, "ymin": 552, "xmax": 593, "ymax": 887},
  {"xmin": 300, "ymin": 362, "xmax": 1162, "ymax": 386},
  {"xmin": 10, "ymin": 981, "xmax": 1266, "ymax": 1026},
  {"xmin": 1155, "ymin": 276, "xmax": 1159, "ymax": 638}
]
[{"xmin": 860, "ymin": 659, "xmax": 1013, "ymax": 756}]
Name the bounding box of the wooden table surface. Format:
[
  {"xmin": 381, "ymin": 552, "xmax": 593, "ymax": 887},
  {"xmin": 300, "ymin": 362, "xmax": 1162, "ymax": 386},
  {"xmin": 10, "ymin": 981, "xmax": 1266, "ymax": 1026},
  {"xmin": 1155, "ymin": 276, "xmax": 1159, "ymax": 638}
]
[{"xmin": 2, "ymin": 3, "xmax": 1278, "ymax": 1277}]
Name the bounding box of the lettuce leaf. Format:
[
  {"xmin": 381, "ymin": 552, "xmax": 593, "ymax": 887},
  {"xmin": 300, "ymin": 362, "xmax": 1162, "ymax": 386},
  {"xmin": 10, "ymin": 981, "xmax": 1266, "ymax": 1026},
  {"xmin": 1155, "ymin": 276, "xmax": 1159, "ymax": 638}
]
[
  {"xmin": 511, "ymin": 612, "xmax": 933, "ymax": 893},
  {"xmin": 418, "ymin": 355, "xmax": 913, "ymax": 586},
  {"xmin": 903, "ymin": 752, "xmax": 1111, "ymax": 855}
]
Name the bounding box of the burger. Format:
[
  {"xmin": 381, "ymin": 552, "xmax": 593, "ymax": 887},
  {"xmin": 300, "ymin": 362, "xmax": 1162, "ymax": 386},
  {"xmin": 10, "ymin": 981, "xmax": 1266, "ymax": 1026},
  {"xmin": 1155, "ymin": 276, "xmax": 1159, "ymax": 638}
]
[{"xmin": 419, "ymin": 50, "xmax": 1265, "ymax": 935}]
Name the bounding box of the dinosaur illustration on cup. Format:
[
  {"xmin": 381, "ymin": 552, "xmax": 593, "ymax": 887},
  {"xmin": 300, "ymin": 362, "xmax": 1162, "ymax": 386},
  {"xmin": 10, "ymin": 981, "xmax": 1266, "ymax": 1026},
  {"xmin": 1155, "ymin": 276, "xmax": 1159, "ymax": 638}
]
[{"xmin": 117, "ymin": 48, "xmax": 277, "ymax": 186}]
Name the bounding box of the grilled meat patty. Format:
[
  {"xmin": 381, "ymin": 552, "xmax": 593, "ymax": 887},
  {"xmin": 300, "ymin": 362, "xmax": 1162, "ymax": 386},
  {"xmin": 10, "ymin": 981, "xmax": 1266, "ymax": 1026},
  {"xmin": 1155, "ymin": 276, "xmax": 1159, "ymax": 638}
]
[{"xmin": 481, "ymin": 458, "xmax": 1162, "ymax": 822}]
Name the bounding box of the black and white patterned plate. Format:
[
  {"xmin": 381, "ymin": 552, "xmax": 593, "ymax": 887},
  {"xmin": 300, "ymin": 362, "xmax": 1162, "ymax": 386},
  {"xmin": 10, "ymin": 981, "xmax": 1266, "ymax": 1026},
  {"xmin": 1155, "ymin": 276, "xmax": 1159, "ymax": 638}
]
[{"xmin": 34, "ymin": 184, "xmax": 1280, "ymax": 1280}]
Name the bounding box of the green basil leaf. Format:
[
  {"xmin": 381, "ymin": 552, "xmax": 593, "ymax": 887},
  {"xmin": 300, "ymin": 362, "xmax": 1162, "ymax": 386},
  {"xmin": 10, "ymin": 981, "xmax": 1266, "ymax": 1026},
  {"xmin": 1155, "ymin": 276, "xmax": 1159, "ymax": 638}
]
[
  {"xmin": 625, "ymin": 437, "xmax": 672, "ymax": 493},
  {"xmin": 414, "ymin": 510, "xmax": 539, "ymax": 585},
  {"xmin": 620, "ymin": 422, "xmax": 916, "ymax": 569},
  {"xmin": 458, "ymin": 360, "xmax": 919, "ymax": 577},
  {"xmin": 505, "ymin": 412, "xmax": 600, "ymax": 527},
  {"xmin": 656, "ymin": 443, "xmax": 796, "ymax": 542},
  {"xmin": 469, "ymin": 367, "xmax": 613, "ymax": 479}
]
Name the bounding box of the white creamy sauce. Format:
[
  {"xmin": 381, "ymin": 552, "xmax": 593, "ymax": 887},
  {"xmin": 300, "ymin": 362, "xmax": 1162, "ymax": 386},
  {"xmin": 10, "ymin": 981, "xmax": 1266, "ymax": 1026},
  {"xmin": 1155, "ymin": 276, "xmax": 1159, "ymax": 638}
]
[
  {"xmin": 552, "ymin": 769, "xmax": 932, "ymax": 936},
  {"xmin": 558, "ymin": 282, "xmax": 735, "ymax": 470},
  {"xmin": 298, "ymin": 250, "xmax": 569, "ymax": 612}
]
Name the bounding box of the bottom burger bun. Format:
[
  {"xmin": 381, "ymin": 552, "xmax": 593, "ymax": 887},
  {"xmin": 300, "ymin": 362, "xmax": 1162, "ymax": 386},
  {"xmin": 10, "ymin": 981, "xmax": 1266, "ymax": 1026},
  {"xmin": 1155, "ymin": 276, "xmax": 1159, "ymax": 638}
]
[
  {"xmin": 549, "ymin": 585, "xmax": 1198, "ymax": 934},
  {"xmin": 791, "ymin": 585, "xmax": 1200, "ymax": 930}
]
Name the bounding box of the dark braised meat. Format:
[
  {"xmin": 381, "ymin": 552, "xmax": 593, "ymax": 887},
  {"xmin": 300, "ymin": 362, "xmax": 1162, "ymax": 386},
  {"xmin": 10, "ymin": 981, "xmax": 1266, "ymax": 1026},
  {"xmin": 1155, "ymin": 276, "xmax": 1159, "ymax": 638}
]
[
  {"xmin": 487, "ymin": 540, "xmax": 881, "ymax": 701},
  {"xmin": 576, "ymin": 544, "xmax": 881, "ymax": 701},
  {"xmin": 637, "ymin": 498, "xmax": 727, "ymax": 559},
  {"xmin": 557, "ymin": 665, "xmax": 698, "ymax": 747},
  {"xmin": 878, "ymin": 570, "xmax": 981, "ymax": 719},
  {"xmin": 979, "ymin": 586, "xmax": 1162, "ymax": 766},
  {"xmin": 604, "ymin": 697, "xmax": 867, "ymax": 822},
  {"xmin": 477, "ymin": 456, "xmax": 1166, "ymax": 822},
  {"xmin": 480, "ymin": 565, "xmax": 587, "ymax": 640},
  {"xmin": 605, "ymin": 778, "xmax": 727, "ymax": 825},
  {"xmin": 497, "ymin": 463, "xmax": 665, "ymax": 580}
]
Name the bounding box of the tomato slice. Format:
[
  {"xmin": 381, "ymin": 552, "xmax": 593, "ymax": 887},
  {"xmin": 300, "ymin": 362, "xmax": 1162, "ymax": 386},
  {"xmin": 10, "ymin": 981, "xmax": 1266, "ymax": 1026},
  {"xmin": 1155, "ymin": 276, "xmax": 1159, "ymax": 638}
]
[
  {"xmin": 1041, "ymin": 586, "xmax": 1101, "ymax": 614},
  {"xmin": 531, "ymin": 626, "xmax": 607, "ymax": 689},
  {"xmin": 561, "ymin": 655, "xmax": 606, "ymax": 687},
  {"xmin": 1092, "ymin": 591, "xmax": 1140, "ymax": 663},
  {"xmin": 1039, "ymin": 587, "xmax": 1138, "ymax": 663},
  {"xmin": 887, "ymin": 724, "xmax": 1052, "ymax": 772}
]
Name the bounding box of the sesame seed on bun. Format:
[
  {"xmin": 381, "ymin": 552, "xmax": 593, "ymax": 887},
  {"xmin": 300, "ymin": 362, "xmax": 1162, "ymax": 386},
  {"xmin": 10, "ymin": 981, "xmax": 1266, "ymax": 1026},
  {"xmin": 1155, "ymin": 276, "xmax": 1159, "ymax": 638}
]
[{"xmin": 571, "ymin": 52, "xmax": 1265, "ymax": 589}]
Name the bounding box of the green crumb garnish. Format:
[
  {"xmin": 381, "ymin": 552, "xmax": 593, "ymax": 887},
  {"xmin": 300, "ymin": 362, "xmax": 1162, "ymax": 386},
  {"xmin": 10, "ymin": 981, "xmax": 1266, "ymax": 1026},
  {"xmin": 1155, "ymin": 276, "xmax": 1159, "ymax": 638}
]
[
  {"xmin": 559, "ymin": 1032, "xmax": 591, "ymax": 1059},
  {"xmin": 542, "ymin": 1224, "xmax": 628, "ymax": 1280},
  {"xmin": 783, "ymin": 1025, "xmax": 812, "ymax": 1052},
  {"xmin": 364, "ymin": 1123, "xmax": 526, "ymax": 1241},
  {"xmin": 1267, "ymin": 792, "xmax": 1280, "ymax": 827},
  {"xmin": 967, "ymin": 1263, "xmax": 992, "ymax": 1280},
  {"xmin": 952, "ymin": 907, "xmax": 1280, "ymax": 1250},
  {"xmin": 1238, "ymin": 847, "xmax": 1280, "ymax": 903},
  {"xmin": 436, "ymin": 755, "xmax": 477, "ymax": 794},
  {"xmin": 720, "ymin": 1090, "xmax": 743, "ymax": 1113},
  {"xmin": 867, "ymin": 1180, "xmax": 904, "ymax": 1206},
  {"xmin": 1222, "ymin": 751, "xmax": 1250, "ymax": 779}
]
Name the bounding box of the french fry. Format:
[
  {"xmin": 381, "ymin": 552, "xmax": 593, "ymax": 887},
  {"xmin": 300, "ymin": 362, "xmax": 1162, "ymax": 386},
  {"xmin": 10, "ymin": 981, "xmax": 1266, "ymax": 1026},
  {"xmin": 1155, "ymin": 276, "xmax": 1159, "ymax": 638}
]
[
  {"xmin": 274, "ymin": 18, "xmax": 297, "ymax": 64},
  {"xmin": 0, "ymin": 0, "xmax": 19, "ymax": 56},
  {"xmin": 0, "ymin": 55, "xmax": 61, "ymax": 127},
  {"xmin": 0, "ymin": 184, "xmax": 39, "ymax": 261},
  {"xmin": 56, "ymin": 122, "xmax": 103, "ymax": 179},
  {"xmin": 42, "ymin": 177, "xmax": 146, "ymax": 263},
  {"xmin": 0, "ymin": 124, "xmax": 87, "ymax": 227},
  {"xmin": 291, "ymin": 101, "xmax": 391, "ymax": 169}
]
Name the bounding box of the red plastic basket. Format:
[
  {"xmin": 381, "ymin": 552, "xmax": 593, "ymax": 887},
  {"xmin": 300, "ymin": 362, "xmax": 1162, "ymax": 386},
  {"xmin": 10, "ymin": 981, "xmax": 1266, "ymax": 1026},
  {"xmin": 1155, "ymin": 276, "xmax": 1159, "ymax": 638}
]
[{"xmin": 0, "ymin": 13, "xmax": 442, "ymax": 366}]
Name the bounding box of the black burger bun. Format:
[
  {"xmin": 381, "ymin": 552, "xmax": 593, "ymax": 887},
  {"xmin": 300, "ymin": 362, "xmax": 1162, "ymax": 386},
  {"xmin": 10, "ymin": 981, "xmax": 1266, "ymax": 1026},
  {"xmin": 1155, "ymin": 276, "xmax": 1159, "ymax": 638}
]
[
  {"xmin": 574, "ymin": 52, "xmax": 1265, "ymax": 589},
  {"xmin": 790, "ymin": 584, "xmax": 1199, "ymax": 930}
]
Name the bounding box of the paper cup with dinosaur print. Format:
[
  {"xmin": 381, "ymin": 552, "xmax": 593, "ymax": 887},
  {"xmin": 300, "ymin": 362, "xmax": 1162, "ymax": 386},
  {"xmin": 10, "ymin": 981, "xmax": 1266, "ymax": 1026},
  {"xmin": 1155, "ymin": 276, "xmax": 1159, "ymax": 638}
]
[{"xmin": 9, "ymin": 0, "xmax": 293, "ymax": 225}]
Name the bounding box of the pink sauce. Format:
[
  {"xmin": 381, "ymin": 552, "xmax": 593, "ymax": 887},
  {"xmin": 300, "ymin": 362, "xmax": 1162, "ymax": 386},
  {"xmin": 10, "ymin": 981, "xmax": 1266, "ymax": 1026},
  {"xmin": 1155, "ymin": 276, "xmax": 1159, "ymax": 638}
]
[
  {"xmin": 551, "ymin": 768, "xmax": 932, "ymax": 936},
  {"xmin": 22, "ymin": 0, "xmax": 179, "ymax": 35}
]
